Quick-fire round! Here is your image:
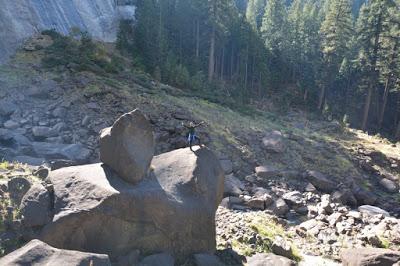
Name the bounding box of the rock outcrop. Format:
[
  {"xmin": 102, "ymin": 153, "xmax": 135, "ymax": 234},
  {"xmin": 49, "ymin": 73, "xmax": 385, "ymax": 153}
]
[
  {"xmin": 100, "ymin": 109, "xmax": 155, "ymax": 184},
  {"xmin": 0, "ymin": 239, "xmax": 111, "ymax": 266},
  {"xmin": 33, "ymin": 147, "xmax": 223, "ymax": 260},
  {"xmin": 0, "ymin": 0, "xmax": 136, "ymax": 63},
  {"xmin": 341, "ymin": 248, "xmax": 400, "ymax": 266}
]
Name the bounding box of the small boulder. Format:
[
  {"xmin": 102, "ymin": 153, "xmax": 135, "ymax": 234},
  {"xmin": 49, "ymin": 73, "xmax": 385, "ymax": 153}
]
[
  {"xmin": 0, "ymin": 239, "xmax": 111, "ymax": 266},
  {"xmin": 272, "ymin": 198, "xmax": 289, "ymax": 217},
  {"xmin": 318, "ymin": 194, "xmax": 333, "ymax": 215},
  {"xmin": 255, "ymin": 165, "xmax": 280, "ymax": 179},
  {"xmin": 341, "ymin": 248, "xmax": 400, "ymax": 266},
  {"xmin": 20, "ymin": 183, "xmax": 52, "ymax": 227},
  {"xmin": 138, "ymin": 253, "xmax": 174, "ymax": 266},
  {"xmin": 32, "ymin": 126, "xmax": 58, "ymax": 139},
  {"xmin": 379, "ymin": 178, "xmax": 399, "ymax": 193},
  {"xmin": 8, "ymin": 177, "xmax": 32, "ymax": 205},
  {"xmin": 219, "ymin": 159, "xmax": 233, "ymax": 174},
  {"xmin": 247, "ymin": 253, "xmax": 296, "ymax": 266},
  {"xmin": 282, "ymin": 191, "xmax": 303, "ymax": 206},
  {"xmin": 32, "ymin": 142, "xmax": 91, "ymax": 163},
  {"xmin": 193, "ymin": 253, "xmax": 224, "ymax": 266},
  {"xmin": 4, "ymin": 120, "xmax": 19, "ymax": 129},
  {"xmin": 100, "ymin": 109, "xmax": 155, "ymax": 184},
  {"xmin": 271, "ymin": 237, "xmax": 297, "ymax": 261},
  {"xmin": 0, "ymin": 100, "xmax": 17, "ymax": 116},
  {"xmin": 33, "ymin": 167, "xmax": 49, "ymax": 179},
  {"xmin": 304, "ymin": 171, "xmax": 336, "ymax": 192},
  {"xmin": 246, "ymin": 197, "xmax": 266, "ymax": 210},
  {"xmin": 331, "ymin": 189, "xmax": 357, "ymax": 206},
  {"xmin": 352, "ymin": 186, "xmax": 377, "ymax": 205},
  {"xmin": 358, "ymin": 205, "xmax": 390, "ymax": 217},
  {"xmin": 262, "ymin": 130, "xmax": 285, "ymax": 153},
  {"xmin": 224, "ymin": 174, "xmax": 244, "ymax": 197}
]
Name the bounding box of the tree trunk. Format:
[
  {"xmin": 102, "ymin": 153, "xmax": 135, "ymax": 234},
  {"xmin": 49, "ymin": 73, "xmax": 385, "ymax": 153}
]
[
  {"xmin": 221, "ymin": 47, "xmax": 225, "ymax": 80},
  {"xmin": 362, "ymin": 86, "xmax": 373, "ymax": 131},
  {"xmin": 378, "ymin": 76, "xmax": 390, "ymax": 129},
  {"xmin": 195, "ymin": 20, "xmax": 200, "ymax": 58},
  {"xmin": 318, "ymin": 86, "xmax": 326, "ymax": 110},
  {"xmin": 208, "ymin": 26, "xmax": 216, "ymax": 82},
  {"xmin": 244, "ymin": 45, "xmax": 249, "ymax": 90},
  {"xmin": 230, "ymin": 44, "xmax": 234, "ymax": 80},
  {"xmin": 396, "ymin": 121, "xmax": 400, "ymax": 140}
]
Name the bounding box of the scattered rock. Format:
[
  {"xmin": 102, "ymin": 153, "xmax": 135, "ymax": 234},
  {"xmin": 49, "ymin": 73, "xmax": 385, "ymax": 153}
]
[
  {"xmin": 271, "ymin": 236, "xmax": 297, "ymax": 261},
  {"xmin": 255, "ymin": 165, "xmax": 280, "ymax": 179},
  {"xmin": 318, "ymin": 194, "xmax": 333, "ymax": 215},
  {"xmin": 272, "ymin": 198, "xmax": 289, "ymax": 217},
  {"xmin": 262, "ymin": 130, "xmax": 285, "ymax": 153},
  {"xmin": 352, "ymin": 186, "xmax": 377, "ymax": 205},
  {"xmin": 224, "ymin": 174, "xmax": 244, "ymax": 197},
  {"xmin": 32, "ymin": 142, "xmax": 91, "ymax": 163},
  {"xmin": 331, "ymin": 189, "xmax": 357, "ymax": 206},
  {"xmin": 246, "ymin": 197, "xmax": 266, "ymax": 210},
  {"xmin": 247, "ymin": 253, "xmax": 296, "ymax": 266},
  {"xmin": 32, "ymin": 126, "xmax": 57, "ymax": 139},
  {"xmin": 304, "ymin": 171, "xmax": 336, "ymax": 192},
  {"xmin": 100, "ymin": 109, "xmax": 155, "ymax": 184},
  {"xmin": 327, "ymin": 212, "xmax": 343, "ymax": 226},
  {"xmin": 358, "ymin": 205, "xmax": 390, "ymax": 217},
  {"xmin": 305, "ymin": 183, "xmax": 317, "ymax": 192},
  {"xmin": 379, "ymin": 178, "xmax": 399, "ymax": 193},
  {"xmin": 52, "ymin": 107, "xmax": 67, "ymax": 118},
  {"xmin": 0, "ymin": 100, "xmax": 17, "ymax": 116},
  {"xmin": 0, "ymin": 239, "xmax": 111, "ymax": 266},
  {"xmin": 341, "ymin": 248, "xmax": 400, "ymax": 266},
  {"xmin": 4, "ymin": 120, "xmax": 19, "ymax": 129},
  {"xmin": 282, "ymin": 191, "xmax": 303, "ymax": 206}
]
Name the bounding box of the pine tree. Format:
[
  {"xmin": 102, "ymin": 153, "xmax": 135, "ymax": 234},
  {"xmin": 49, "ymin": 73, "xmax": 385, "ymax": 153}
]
[
  {"xmin": 246, "ymin": 0, "xmax": 266, "ymax": 31},
  {"xmin": 260, "ymin": 0, "xmax": 289, "ymax": 89},
  {"xmin": 356, "ymin": 0, "xmax": 393, "ymax": 131},
  {"xmin": 318, "ymin": 0, "xmax": 353, "ymax": 110}
]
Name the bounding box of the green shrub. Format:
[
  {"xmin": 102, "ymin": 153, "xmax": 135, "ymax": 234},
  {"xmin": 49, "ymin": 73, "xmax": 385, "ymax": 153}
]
[{"xmin": 42, "ymin": 29, "xmax": 120, "ymax": 75}]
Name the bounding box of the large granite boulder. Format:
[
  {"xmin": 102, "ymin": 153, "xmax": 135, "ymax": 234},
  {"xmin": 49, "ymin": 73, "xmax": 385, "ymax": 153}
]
[
  {"xmin": 0, "ymin": 239, "xmax": 111, "ymax": 266},
  {"xmin": 38, "ymin": 147, "xmax": 224, "ymax": 261},
  {"xmin": 341, "ymin": 248, "xmax": 400, "ymax": 266},
  {"xmin": 100, "ymin": 109, "xmax": 155, "ymax": 184}
]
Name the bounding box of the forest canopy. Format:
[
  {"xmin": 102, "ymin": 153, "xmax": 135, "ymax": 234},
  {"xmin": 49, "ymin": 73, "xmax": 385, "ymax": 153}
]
[{"xmin": 116, "ymin": 0, "xmax": 400, "ymax": 140}]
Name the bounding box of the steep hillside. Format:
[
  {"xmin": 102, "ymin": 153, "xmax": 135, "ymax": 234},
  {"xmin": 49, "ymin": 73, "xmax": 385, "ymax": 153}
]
[
  {"xmin": 0, "ymin": 37, "xmax": 399, "ymax": 264},
  {"xmin": 0, "ymin": 0, "xmax": 136, "ymax": 63}
]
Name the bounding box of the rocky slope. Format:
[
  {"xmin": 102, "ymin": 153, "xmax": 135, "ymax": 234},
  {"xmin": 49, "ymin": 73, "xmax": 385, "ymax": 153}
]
[
  {"xmin": 0, "ymin": 0, "xmax": 136, "ymax": 63},
  {"xmin": 0, "ymin": 39, "xmax": 399, "ymax": 265}
]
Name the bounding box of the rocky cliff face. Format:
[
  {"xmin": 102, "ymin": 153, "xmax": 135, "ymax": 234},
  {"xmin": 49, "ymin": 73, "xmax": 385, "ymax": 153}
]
[{"xmin": 0, "ymin": 0, "xmax": 136, "ymax": 63}]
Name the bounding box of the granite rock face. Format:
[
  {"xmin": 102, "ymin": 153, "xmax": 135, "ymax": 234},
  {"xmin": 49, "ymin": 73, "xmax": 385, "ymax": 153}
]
[{"xmin": 0, "ymin": 0, "xmax": 136, "ymax": 63}]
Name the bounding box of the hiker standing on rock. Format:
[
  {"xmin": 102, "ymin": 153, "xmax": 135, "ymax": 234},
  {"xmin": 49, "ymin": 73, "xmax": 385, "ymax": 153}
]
[{"xmin": 182, "ymin": 121, "xmax": 205, "ymax": 151}]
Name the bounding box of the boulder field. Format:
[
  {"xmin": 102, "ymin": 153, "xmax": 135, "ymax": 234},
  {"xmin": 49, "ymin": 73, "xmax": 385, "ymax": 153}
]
[{"xmin": 0, "ymin": 109, "xmax": 225, "ymax": 264}]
